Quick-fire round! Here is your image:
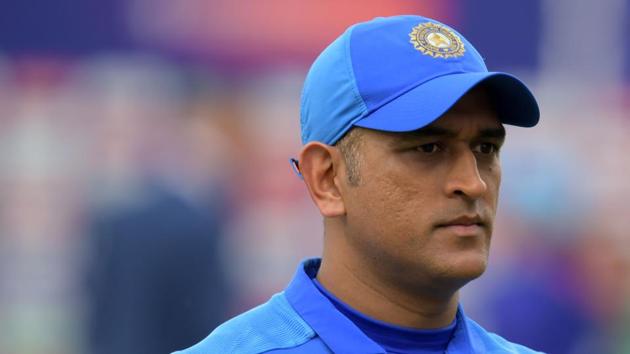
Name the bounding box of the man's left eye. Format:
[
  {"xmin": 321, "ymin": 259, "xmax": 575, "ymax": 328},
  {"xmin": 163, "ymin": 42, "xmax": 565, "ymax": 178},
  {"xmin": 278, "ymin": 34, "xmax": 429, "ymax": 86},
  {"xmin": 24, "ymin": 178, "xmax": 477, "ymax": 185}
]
[{"xmin": 474, "ymin": 143, "xmax": 498, "ymax": 154}]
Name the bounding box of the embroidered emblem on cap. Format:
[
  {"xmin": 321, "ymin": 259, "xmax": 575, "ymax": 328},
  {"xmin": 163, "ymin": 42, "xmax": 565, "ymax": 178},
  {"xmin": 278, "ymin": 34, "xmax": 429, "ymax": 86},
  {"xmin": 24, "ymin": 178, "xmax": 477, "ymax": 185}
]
[{"xmin": 409, "ymin": 22, "xmax": 465, "ymax": 59}]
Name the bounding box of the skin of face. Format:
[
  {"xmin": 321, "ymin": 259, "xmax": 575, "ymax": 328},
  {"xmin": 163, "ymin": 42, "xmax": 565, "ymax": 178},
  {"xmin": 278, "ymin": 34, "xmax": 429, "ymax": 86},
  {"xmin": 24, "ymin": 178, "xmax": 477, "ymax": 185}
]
[
  {"xmin": 298, "ymin": 86, "xmax": 505, "ymax": 327},
  {"xmin": 338, "ymin": 88, "xmax": 504, "ymax": 297}
]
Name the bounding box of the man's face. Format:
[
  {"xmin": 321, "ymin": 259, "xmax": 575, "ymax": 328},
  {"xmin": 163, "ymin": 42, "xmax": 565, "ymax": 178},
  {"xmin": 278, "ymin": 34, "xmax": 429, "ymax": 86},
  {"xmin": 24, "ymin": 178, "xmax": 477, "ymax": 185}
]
[{"xmin": 340, "ymin": 88, "xmax": 504, "ymax": 291}]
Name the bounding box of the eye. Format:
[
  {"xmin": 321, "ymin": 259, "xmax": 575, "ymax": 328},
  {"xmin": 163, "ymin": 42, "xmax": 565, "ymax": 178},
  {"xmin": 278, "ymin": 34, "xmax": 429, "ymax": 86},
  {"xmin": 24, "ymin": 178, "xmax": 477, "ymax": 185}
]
[
  {"xmin": 417, "ymin": 143, "xmax": 441, "ymax": 154},
  {"xmin": 473, "ymin": 142, "xmax": 499, "ymax": 154}
]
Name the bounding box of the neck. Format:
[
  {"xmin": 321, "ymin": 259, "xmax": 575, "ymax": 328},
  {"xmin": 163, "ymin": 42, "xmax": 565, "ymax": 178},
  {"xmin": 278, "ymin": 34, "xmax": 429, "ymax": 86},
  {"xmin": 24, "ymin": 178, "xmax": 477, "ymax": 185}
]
[{"xmin": 317, "ymin": 232, "xmax": 460, "ymax": 329}]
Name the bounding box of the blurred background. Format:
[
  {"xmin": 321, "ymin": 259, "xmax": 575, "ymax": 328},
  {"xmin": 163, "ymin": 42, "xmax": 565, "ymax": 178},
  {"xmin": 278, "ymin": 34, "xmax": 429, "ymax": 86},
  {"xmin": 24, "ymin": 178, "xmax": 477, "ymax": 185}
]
[{"xmin": 0, "ymin": 0, "xmax": 629, "ymax": 353}]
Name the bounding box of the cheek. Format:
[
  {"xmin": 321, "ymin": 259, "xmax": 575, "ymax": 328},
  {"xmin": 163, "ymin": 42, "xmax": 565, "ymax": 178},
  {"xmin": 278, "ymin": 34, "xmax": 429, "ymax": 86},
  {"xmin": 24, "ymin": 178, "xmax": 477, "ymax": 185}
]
[
  {"xmin": 346, "ymin": 170, "xmax": 437, "ymax": 245},
  {"xmin": 482, "ymin": 162, "xmax": 501, "ymax": 209}
]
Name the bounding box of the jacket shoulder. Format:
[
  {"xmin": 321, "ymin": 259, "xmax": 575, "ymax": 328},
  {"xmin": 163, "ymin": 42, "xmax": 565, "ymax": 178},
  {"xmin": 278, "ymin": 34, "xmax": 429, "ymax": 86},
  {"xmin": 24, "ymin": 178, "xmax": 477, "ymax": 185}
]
[
  {"xmin": 173, "ymin": 292, "xmax": 315, "ymax": 354},
  {"xmin": 464, "ymin": 317, "xmax": 546, "ymax": 354}
]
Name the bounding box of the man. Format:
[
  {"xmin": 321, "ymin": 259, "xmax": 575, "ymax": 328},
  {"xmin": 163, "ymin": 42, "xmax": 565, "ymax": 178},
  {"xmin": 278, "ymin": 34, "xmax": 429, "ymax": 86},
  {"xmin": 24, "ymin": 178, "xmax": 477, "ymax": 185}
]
[{"xmin": 177, "ymin": 15, "xmax": 542, "ymax": 353}]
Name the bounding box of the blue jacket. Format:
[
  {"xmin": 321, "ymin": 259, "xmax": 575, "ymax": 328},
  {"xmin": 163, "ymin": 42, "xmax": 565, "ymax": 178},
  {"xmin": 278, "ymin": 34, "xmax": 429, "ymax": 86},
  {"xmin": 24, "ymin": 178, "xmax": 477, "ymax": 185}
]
[{"xmin": 176, "ymin": 259, "xmax": 544, "ymax": 354}]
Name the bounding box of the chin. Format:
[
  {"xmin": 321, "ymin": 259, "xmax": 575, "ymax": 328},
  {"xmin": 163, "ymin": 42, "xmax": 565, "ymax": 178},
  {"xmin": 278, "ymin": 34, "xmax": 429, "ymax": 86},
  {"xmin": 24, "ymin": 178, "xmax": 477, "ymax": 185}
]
[
  {"xmin": 445, "ymin": 253, "xmax": 489, "ymax": 281},
  {"xmin": 403, "ymin": 255, "xmax": 488, "ymax": 296}
]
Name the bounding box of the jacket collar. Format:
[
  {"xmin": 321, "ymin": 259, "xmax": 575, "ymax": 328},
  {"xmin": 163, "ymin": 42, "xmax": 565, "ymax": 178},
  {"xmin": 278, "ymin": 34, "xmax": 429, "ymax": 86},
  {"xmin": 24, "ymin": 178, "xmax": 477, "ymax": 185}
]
[{"xmin": 284, "ymin": 258, "xmax": 479, "ymax": 354}]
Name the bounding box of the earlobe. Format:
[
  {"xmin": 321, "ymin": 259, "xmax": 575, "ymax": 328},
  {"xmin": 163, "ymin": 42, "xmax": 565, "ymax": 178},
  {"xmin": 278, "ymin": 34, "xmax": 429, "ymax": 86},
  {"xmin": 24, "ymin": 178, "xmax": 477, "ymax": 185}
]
[{"xmin": 298, "ymin": 142, "xmax": 346, "ymax": 217}]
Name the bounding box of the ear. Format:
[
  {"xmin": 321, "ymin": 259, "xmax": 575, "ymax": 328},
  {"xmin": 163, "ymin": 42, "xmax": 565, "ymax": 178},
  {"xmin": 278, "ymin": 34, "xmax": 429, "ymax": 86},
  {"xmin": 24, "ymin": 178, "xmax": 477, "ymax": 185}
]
[{"xmin": 298, "ymin": 142, "xmax": 346, "ymax": 217}]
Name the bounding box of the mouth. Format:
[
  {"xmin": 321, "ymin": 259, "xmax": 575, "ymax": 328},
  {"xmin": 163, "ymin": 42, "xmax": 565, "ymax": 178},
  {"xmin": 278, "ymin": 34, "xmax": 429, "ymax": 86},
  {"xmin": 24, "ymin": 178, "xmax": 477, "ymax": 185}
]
[{"xmin": 435, "ymin": 215, "xmax": 486, "ymax": 237}]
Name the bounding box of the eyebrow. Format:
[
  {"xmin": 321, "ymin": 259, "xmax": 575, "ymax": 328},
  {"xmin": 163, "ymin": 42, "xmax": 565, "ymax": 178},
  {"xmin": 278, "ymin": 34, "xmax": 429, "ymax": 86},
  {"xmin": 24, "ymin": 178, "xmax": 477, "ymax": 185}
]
[
  {"xmin": 478, "ymin": 127, "xmax": 507, "ymax": 140},
  {"xmin": 391, "ymin": 125, "xmax": 506, "ymax": 145}
]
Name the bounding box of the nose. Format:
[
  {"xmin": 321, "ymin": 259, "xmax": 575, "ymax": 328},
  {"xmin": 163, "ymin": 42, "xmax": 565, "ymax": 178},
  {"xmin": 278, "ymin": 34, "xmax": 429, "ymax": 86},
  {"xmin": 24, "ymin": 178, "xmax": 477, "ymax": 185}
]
[{"xmin": 444, "ymin": 150, "xmax": 487, "ymax": 199}]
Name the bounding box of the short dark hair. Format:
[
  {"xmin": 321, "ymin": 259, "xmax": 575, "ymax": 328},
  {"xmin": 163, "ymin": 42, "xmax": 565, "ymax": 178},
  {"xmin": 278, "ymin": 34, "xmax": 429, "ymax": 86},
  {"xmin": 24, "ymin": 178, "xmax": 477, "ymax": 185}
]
[{"xmin": 334, "ymin": 128, "xmax": 365, "ymax": 186}]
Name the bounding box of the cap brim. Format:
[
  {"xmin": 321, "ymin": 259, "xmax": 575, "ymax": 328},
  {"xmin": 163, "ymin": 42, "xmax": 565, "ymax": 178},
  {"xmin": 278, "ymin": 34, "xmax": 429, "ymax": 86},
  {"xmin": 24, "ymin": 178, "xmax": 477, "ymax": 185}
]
[{"xmin": 353, "ymin": 72, "xmax": 539, "ymax": 133}]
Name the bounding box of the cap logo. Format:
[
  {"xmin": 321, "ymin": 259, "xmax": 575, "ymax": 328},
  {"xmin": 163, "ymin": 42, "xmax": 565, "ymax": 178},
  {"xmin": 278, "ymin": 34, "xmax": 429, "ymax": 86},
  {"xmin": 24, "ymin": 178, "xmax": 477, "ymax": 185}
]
[{"xmin": 409, "ymin": 22, "xmax": 465, "ymax": 59}]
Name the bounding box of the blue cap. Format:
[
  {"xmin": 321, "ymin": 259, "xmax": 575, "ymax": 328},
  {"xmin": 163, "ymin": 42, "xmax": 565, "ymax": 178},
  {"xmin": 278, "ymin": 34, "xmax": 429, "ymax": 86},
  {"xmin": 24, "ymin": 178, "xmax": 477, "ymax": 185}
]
[{"xmin": 299, "ymin": 15, "xmax": 540, "ymax": 146}]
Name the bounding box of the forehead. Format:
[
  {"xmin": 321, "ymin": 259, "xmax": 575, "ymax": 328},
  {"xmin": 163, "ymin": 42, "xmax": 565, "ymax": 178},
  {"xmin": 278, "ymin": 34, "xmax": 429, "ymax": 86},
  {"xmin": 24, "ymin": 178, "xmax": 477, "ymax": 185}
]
[{"xmin": 427, "ymin": 87, "xmax": 500, "ymax": 131}]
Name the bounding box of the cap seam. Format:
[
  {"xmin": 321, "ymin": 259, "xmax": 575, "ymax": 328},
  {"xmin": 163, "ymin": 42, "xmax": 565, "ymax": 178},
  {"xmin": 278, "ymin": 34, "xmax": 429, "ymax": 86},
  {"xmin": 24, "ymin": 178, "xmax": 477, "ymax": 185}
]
[
  {"xmin": 325, "ymin": 24, "xmax": 368, "ymax": 145},
  {"xmin": 344, "ymin": 25, "xmax": 368, "ymax": 115}
]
